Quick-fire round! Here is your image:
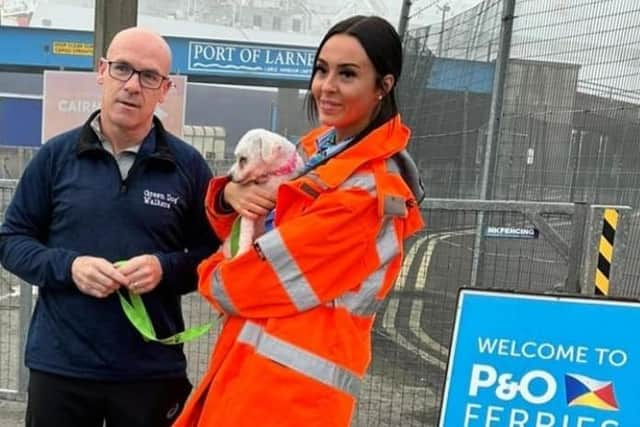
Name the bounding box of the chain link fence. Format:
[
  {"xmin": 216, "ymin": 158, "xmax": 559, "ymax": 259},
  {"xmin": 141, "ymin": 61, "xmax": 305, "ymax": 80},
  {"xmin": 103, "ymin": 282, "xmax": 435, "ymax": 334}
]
[
  {"xmin": 399, "ymin": 0, "xmax": 503, "ymax": 199},
  {"xmin": 399, "ymin": 0, "xmax": 640, "ymax": 206},
  {"xmin": 399, "ymin": 0, "xmax": 640, "ymax": 297},
  {"xmin": 502, "ymin": 0, "xmax": 640, "ymax": 206}
]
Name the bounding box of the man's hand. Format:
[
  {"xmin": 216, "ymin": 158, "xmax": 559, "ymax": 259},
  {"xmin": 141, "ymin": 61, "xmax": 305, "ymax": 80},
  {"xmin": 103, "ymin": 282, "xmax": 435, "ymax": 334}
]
[
  {"xmin": 224, "ymin": 181, "xmax": 275, "ymax": 220},
  {"xmin": 116, "ymin": 254, "xmax": 163, "ymax": 295},
  {"xmin": 71, "ymin": 256, "xmax": 128, "ymax": 298}
]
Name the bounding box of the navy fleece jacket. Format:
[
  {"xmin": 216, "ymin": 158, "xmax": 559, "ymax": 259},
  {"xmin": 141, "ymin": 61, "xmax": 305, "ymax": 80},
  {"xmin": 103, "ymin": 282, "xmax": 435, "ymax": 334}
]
[{"xmin": 0, "ymin": 111, "xmax": 219, "ymax": 380}]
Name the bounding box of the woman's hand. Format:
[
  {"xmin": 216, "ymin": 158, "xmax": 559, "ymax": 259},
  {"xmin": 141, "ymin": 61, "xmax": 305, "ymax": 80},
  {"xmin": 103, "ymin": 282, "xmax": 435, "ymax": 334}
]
[{"xmin": 224, "ymin": 181, "xmax": 276, "ymax": 220}]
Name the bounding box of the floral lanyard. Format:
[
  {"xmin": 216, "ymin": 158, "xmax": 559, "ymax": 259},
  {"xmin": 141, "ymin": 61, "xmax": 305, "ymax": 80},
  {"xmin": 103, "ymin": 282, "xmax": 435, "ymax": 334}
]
[{"xmin": 301, "ymin": 128, "xmax": 354, "ymax": 175}]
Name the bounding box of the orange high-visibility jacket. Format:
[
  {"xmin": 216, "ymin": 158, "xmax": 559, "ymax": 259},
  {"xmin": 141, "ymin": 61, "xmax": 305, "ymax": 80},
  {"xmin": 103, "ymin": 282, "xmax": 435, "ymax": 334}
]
[{"xmin": 174, "ymin": 115, "xmax": 424, "ymax": 427}]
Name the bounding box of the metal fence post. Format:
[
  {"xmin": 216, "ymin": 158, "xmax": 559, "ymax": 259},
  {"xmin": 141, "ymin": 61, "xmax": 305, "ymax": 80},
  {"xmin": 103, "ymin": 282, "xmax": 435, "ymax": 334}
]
[
  {"xmin": 397, "ymin": 0, "xmax": 412, "ymax": 42},
  {"xmin": 17, "ymin": 281, "xmax": 32, "ymax": 396},
  {"xmin": 566, "ymin": 202, "xmax": 588, "ymax": 293},
  {"xmin": 471, "ymin": 0, "xmax": 516, "ymax": 287},
  {"xmin": 478, "ymin": 0, "xmax": 516, "ymax": 200}
]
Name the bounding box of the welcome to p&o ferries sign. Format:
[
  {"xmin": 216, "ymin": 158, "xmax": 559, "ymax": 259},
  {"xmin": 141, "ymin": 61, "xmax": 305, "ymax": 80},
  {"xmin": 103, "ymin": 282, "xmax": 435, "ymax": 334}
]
[{"xmin": 439, "ymin": 289, "xmax": 640, "ymax": 427}]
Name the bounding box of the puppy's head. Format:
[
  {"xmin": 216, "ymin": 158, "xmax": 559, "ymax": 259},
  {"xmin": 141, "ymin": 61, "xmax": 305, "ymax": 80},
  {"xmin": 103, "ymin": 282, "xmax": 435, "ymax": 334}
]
[{"xmin": 229, "ymin": 129, "xmax": 296, "ymax": 183}]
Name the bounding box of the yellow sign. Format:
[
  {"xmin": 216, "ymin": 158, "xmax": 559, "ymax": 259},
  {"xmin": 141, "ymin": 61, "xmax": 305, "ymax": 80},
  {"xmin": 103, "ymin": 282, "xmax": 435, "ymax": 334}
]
[{"xmin": 52, "ymin": 41, "xmax": 93, "ymax": 56}]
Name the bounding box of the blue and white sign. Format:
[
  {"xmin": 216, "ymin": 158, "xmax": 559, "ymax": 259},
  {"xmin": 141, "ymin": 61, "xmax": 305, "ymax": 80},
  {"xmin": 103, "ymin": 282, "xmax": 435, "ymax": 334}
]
[
  {"xmin": 188, "ymin": 41, "xmax": 315, "ymax": 80},
  {"xmin": 439, "ymin": 289, "xmax": 640, "ymax": 426},
  {"xmin": 484, "ymin": 226, "xmax": 539, "ymax": 239}
]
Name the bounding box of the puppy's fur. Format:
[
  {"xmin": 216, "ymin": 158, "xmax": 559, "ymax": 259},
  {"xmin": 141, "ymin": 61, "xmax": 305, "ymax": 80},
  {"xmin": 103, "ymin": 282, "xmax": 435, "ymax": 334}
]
[{"xmin": 223, "ymin": 128, "xmax": 304, "ymax": 258}]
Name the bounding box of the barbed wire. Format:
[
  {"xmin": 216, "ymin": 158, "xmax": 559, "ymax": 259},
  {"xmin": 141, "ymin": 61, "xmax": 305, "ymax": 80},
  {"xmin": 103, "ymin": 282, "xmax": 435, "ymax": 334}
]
[{"xmin": 408, "ymin": 0, "xmax": 442, "ymax": 20}]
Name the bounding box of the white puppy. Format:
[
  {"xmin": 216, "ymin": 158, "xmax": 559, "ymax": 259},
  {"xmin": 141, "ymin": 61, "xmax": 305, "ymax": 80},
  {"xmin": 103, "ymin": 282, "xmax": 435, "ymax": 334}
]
[{"xmin": 223, "ymin": 128, "xmax": 304, "ymax": 258}]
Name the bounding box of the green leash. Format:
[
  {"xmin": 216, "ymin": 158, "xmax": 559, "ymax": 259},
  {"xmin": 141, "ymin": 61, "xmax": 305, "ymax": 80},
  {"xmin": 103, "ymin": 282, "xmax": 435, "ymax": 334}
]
[
  {"xmin": 229, "ymin": 217, "xmax": 242, "ymax": 257},
  {"xmin": 115, "ymin": 261, "xmax": 213, "ymax": 345}
]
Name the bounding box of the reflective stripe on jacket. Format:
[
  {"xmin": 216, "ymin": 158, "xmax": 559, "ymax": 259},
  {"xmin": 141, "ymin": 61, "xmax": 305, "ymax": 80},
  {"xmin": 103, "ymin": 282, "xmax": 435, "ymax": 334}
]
[{"xmin": 174, "ymin": 115, "xmax": 424, "ymax": 427}]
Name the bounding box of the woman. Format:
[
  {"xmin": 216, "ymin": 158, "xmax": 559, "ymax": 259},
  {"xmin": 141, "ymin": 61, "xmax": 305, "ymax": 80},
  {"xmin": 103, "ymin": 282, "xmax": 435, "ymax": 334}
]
[{"xmin": 174, "ymin": 15, "xmax": 424, "ymax": 427}]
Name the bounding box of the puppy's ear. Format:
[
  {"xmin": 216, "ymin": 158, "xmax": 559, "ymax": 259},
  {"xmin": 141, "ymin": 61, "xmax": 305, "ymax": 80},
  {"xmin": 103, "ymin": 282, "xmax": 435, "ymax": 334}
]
[{"xmin": 260, "ymin": 134, "xmax": 273, "ymax": 162}]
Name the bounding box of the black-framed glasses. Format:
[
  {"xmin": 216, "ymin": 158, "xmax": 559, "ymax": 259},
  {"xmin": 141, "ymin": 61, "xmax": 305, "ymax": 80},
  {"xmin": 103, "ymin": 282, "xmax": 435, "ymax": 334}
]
[{"xmin": 101, "ymin": 58, "xmax": 169, "ymax": 89}]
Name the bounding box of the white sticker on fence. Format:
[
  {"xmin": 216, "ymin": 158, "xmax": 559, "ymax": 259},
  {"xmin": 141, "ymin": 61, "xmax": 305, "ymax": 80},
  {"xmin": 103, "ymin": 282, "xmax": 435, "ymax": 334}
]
[{"xmin": 484, "ymin": 226, "xmax": 539, "ymax": 239}]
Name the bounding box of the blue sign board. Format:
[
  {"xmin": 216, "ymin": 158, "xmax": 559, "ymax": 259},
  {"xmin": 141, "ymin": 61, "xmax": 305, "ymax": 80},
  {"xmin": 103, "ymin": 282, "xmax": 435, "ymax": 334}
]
[
  {"xmin": 0, "ymin": 27, "xmax": 94, "ymax": 69},
  {"xmin": 440, "ymin": 289, "xmax": 640, "ymax": 426},
  {"xmin": 429, "ymin": 58, "xmax": 495, "ymax": 94}
]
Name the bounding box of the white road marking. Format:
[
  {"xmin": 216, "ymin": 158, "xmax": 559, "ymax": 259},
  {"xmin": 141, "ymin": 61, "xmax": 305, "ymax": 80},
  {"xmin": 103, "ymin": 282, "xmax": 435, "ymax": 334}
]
[
  {"xmin": 395, "ymin": 234, "xmax": 430, "ymax": 291},
  {"xmin": 384, "ymin": 230, "xmax": 473, "ymax": 364},
  {"xmin": 382, "ymin": 297, "xmax": 447, "ymax": 370},
  {"xmin": 409, "ymin": 299, "xmax": 449, "ymax": 359},
  {"xmin": 416, "ymin": 230, "xmax": 473, "ymax": 290}
]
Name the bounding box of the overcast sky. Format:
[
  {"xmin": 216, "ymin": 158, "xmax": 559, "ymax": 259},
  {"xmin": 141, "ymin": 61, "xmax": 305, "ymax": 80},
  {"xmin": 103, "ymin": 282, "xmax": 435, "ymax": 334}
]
[{"xmin": 10, "ymin": 0, "xmax": 489, "ymax": 37}]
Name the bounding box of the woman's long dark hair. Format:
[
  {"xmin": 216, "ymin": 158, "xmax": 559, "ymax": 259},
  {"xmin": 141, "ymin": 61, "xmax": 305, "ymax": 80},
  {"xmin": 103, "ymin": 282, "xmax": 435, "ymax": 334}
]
[{"xmin": 305, "ymin": 15, "xmax": 403, "ymax": 145}]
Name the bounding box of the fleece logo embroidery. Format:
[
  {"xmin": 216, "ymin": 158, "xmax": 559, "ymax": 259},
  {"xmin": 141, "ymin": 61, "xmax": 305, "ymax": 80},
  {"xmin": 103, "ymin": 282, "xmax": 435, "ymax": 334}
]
[{"xmin": 143, "ymin": 190, "xmax": 180, "ymax": 209}]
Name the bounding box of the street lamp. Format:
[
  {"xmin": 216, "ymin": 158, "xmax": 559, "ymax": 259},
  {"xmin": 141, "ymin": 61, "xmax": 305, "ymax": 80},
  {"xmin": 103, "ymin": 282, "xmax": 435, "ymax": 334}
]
[{"xmin": 437, "ymin": 3, "xmax": 450, "ymax": 56}]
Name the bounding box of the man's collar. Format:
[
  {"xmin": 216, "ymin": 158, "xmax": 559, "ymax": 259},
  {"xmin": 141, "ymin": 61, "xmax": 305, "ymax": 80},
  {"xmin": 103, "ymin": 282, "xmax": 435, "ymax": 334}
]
[
  {"xmin": 77, "ymin": 110, "xmax": 176, "ymax": 165},
  {"xmin": 89, "ymin": 114, "xmax": 142, "ymax": 155}
]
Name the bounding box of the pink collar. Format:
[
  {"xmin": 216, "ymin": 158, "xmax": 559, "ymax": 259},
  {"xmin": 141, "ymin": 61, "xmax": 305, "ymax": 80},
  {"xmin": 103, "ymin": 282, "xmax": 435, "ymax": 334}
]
[{"xmin": 270, "ymin": 149, "xmax": 299, "ymax": 176}]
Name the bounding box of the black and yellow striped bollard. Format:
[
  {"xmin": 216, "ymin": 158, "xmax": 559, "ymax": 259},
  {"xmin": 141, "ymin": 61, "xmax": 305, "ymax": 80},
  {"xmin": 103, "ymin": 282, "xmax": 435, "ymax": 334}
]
[{"xmin": 595, "ymin": 208, "xmax": 618, "ymax": 296}]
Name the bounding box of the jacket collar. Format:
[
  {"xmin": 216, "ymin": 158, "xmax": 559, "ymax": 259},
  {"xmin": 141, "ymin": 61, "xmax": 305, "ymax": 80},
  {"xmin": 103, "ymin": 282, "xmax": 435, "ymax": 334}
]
[
  {"xmin": 300, "ymin": 115, "xmax": 410, "ymax": 188},
  {"xmin": 76, "ymin": 110, "xmax": 176, "ymax": 165}
]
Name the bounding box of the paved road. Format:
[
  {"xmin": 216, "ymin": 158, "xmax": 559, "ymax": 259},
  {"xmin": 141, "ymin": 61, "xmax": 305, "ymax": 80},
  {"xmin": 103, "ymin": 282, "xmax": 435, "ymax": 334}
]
[{"xmin": 0, "ymin": 399, "xmax": 24, "ymax": 426}]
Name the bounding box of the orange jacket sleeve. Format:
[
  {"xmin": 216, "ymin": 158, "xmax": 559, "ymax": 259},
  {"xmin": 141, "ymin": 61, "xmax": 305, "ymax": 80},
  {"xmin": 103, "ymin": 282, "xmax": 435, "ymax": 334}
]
[{"xmin": 203, "ymin": 175, "xmax": 237, "ymax": 240}]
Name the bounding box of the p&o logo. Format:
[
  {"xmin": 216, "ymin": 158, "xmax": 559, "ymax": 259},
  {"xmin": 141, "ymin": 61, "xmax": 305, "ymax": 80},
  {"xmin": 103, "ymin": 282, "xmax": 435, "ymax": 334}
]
[{"xmin": 565, "ymin": 373, "xmax": 619, "ymax": 411}]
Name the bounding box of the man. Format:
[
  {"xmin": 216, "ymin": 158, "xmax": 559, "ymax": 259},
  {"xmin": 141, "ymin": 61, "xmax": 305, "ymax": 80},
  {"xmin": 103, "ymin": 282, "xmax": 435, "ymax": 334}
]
[{"xmin": 0, "ymin": 27, "xmax": 219, "ymax": 427}]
